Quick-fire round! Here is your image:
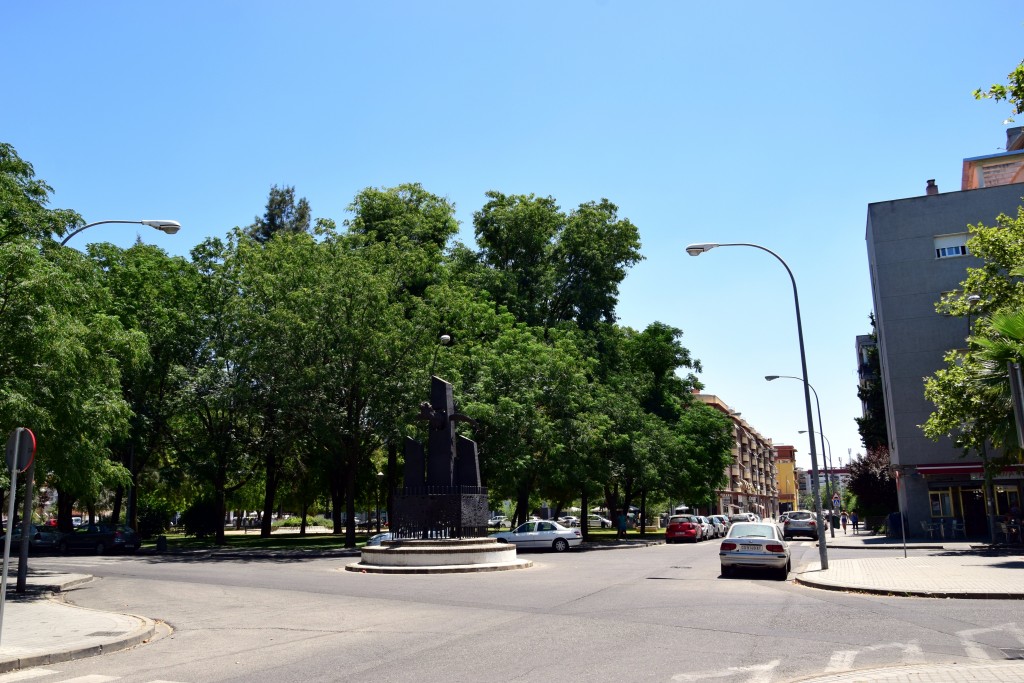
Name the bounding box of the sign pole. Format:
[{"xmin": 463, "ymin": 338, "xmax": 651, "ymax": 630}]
[
  {"xmin": 0, "ymin": 428, "xmax": 36, "ymax": 646},
  {"xmin": 0, "ymin": 453, "xmax": 20, "ymax": 646}
]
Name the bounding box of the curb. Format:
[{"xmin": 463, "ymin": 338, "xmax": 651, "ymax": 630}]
[
  {"xmin": 794, "ymin": 572, "xmax": 1024, "ymax": 600},
  {"xmin": 0, "ymin": 601, "xmax": 157, "ymax": 674}
]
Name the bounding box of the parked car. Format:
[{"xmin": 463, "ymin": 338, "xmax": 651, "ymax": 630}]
[
  {"xmin": 365, "ymin": 532, "xmax": 395, "ymax": 546},
  {"xmin": 729, "ymin": 513, "xmax": 758, "ymax": 525},
  {"xmin": 58, "ymin": 523, "xmax": 139, "ymax": 555},
  {"xmin": 488, "ymin": 516, "xmax": 510, "ymax": 528},
  {"xmin": 712, "ymin": 515, "xmax": 731, "ymax": 532},
  {"xmin": 557, "ymin": 516, "xmax": 580, "ymax": 527},
  {"xmin": 587, "ymin": 514, "xmax": 612, "ymax": 529},
  {"xmin": 665, "ymin": 515, "xmax": 704, "ymax": 543},
  {"xmin": 695, "ymin": 516, "xmax": 715, "ymax": 539},
  {"xmin": 490, "ymin": 520, "xmax": 582, "ymax": 552},
  {"xmin": 706, "ymin": 516, "xmax": 727, "ymax": 538},
  {"xmin": 0, "ymin": 524, "xmax": 62, "ymax": 553},
  {"xmin": 719, "ymin": 521, "xmax": 790, "ymax": 580},
  {"xmin": 781, "ymin": 510, "xmax": 820, "ymax": 540}
]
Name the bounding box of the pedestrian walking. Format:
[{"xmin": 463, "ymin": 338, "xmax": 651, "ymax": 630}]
[
  {"xmin": 616, "ymin": 512, "xmax": 628, "ymax": 539},
  {"xmin": 840, "ymin": 510, "xmax": 849, "ymax": 534},
  {"xmin": 850, "ymin": 510, "xmax": 859, "ymax": 534}
]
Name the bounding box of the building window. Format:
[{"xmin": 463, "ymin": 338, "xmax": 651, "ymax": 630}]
[
  {"xmin": 930, "ymin": 490, "xmax": 953, "ymax": 517},
  {"xmin": 936, "ymin": 245, "xmax": 968, "ymax": 258},
  {"xmin": 934, "ymin": 233, "xmax": 969, "ymax": 259}
]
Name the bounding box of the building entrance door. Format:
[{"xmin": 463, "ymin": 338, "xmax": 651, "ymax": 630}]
[{"xmin": 960, "ymin": 487, "xmax": 987, "ymax": 537}]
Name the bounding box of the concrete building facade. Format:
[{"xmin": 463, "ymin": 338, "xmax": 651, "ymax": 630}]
[
  {"xmin": 866, "ymin": 127, "xmax": 1024, "ymax": 537},
  {"xmin": 696, "ymin": 394, "xmax": 779, "ymax": 518}
]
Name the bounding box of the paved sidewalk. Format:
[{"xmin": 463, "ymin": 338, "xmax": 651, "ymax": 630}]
[{"xmin": 0, "ymin": 571, "xmax": 155, "ymax": 674}]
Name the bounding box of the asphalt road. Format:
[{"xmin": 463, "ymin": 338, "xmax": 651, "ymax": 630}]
[{"xmin": 13, "ymin": 540, "xmax": 1024, "ymax": 683}]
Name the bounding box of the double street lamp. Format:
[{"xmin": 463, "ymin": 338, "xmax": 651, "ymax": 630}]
[
  {"xmin": 686, "ymin": 242, "xmax": 828, "ymax": 569},
  {"xmin": 60, "ymin": 219, "xmax": 181, "ymax": 247},
  {"xmin": 766, "ymin": 374, "xmax": 836, "ymax": 538}
]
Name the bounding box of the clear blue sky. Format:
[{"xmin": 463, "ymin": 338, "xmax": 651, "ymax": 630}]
[{"xmin": 5, "ymin": 2, "xmax": 1022, "ymax": 473}]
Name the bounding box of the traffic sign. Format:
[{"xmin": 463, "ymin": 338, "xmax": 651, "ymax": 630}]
[
  {"xmin": 5, "ymin": 428, "xmax": 35, "ymax": 473},
  {"xmin": 831, "ymin": 494, "xmax": 841, "ymax": 508}
]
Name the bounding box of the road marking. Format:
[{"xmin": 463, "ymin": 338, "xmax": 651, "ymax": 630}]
[
  {"xmin": 671, "ymin": 659, "xmax": 779, "ymax": 682},
  {"xmin": 957, "ymin": 622, "xmax": 1024, "ymax": 660},
  {"xmin": 0, "ymin": 670, "xmax": 60, "ymax": 682},
  {"xmin": 824, "ymin": 650, "xmax": 858, "ymax": 672},
  {"xmin": 59, "ymin": 676, "xmax": 119, "ymax": 683}
]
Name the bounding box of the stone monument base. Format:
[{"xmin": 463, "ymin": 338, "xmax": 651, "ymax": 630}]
[{"xmin": 346, "ymin": 537, "xmax": 531, "ymax": 574}]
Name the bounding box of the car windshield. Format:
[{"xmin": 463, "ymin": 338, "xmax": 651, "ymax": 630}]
[{"xmin": 728, "ymin": 523, "xmax": 776, "ymax": 539}]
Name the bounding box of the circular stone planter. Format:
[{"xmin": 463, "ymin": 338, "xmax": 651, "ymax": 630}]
[{"xmin": 346, "ymin": 537, "xmax": 532, "ymax": 574}]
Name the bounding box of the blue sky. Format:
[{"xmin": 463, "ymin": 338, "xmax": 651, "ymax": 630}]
[{"xmin": 5, "ymin": 2, "xmax": 1023, "ymax": 473}]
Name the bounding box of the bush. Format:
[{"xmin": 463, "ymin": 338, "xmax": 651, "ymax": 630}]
[
  {"xmin": 135, "ymin": 498, "xmax": 176, "ymax": 539},
  {"xmin": 179, "ymin": 498, "xmax": 222, "ymax": 538},
  {"xmin": 273, "ymin": 515, "xmax": 333, "ymax": 530}
]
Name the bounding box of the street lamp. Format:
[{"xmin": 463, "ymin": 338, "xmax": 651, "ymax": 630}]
[
  {"xmin": 375, "ymin": 471, "xmax": 384, "ymax": 533},
  {"xmin": 60, "ymin": 219, "xmax": 181, "ymax": 247},
  {"xmin": 766, "ymin": 374, "xmax": 836, "ymax": 538},
  {"xmin": 687, "ymin": 242, "xmax": 828, "ymax": 569},
  {"xmin": 799, "ymin": 430, "xmax": 835, "ymax": 529}
]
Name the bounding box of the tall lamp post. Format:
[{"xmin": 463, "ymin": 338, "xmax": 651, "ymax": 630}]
[
  {"xmin": 60, "ymin": 219, "xmax": 181, "ymax": 247},
  {"xmin": 766, "ymin": 374, "xmax": 835, "ymax": 538},
  {"xmin": 799, "ymin": 429, "xmax": 835, "ymax": 535},
  {"xmin": 687, "ymin": 242, "xmax": 828, "ymax": 569},
  {"xmin": 375, "ymin": 471, "xmax": 384, "ymax": 534}
]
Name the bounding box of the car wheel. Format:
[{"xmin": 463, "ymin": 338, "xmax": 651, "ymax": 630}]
[
  {"xmin": 95, "ymin": 541, "xmax": 106, "ymax": 555},
  {"xmin": 721, "ymin": 564, "xmax": 732, "ymax": 577},
  {"xmin": 495, "ymin": 538, "xmax": 509, "ymax": 543},
  {"xmin": 552, "ymin": 538, "xmax": 569, "ymax": 552},
  {"xmin": 777, "ymin": 563, "xmax": 789, "ymax": 581},
  {"xmin": 58, "ymin": 540, "xmax": 68, "ymax": 554}
]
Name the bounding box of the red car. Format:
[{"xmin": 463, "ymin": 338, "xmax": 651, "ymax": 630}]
[{"xmin": 665, "ymin": 515, "xmax": 704, "ymax": 543}]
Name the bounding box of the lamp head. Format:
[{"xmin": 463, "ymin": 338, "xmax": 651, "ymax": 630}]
[
  {"xmin": 967, "ymin": 294, "xmax": 981, "ymax": 305},
  {"xmin": 685, "ymin": 243, "xmax": 718, "ymax": 256},
  {"xmin": 142, "ymin": 220, "xmax": 181, "ymax": 235},
  {"xmin": 764, "ymin": 375, "xmax": 779, "ymax": 381},
  {"xmin": 439, "ymin": 334, "xmax": 452, "ymax": 345}
]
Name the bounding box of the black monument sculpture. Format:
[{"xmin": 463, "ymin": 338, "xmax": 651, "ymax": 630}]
[{"xmin": 391, "ymin": 376, "xmax": 488, "ymax": 539}]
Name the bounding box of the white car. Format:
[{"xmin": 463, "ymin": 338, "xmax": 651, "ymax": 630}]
[
  {"xmin": 557, "ymin": 516, "xmax": 580, "ymax": 527},
  {"xmin": 491, "ymin": 521, "xmax": 582, "ymax": 552},
  {"xmin": 706, "ymin": 516, "xmax": 727, "ymax": 538},
  {"xmin": 696, "ymin": 516, "xmax": 716, "ymax": 539},
  {"xmin": 488, "ymin": 516, "xmax": 511, "ymax": 528},
  {"xmin": 587, "ymin": 514, "xmax": 612, "ymax": 529},
  {"xmin": 719, "ymin": 522, "xmax": 791, "ymax": 580}
]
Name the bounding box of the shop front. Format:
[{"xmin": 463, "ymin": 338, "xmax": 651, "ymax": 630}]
[{"xmin": 916, "ymin": 463, "xmax": 1024, "ymax": 538}]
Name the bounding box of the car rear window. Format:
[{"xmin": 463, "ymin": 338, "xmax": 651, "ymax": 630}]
[
  {"xmin": 789, "ymin": 512, "xmax": 812, "ymax": 520},
  {"xmin": 668, "ymin": 516, "xmax": 689, "ymax": 525}
]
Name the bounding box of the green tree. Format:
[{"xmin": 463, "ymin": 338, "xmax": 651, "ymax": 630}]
[
  {"xmin": 88, "ymin": 241, "xmax": 202, "ymax": 530},
  {"xmin": 0, "ymin": 143, "xmax": 79, "ymax": 245},
  {"xmin": 974, "ymin": 59, "xmax": 1024, "ymax": 124},
  {"xmin": 247, "ymin": 185, "xmax": 311, "ymax": 244},
  {"xmin": 855, "ymin": 315, "xmax": 888, "ymax": 452}
]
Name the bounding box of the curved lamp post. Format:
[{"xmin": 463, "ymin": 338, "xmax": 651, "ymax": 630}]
[
  {"xmin": 687, "ymin": 242, "xmax": 828, "ymax": 569},
  {"xmin": 799, "ymin": 429, "xmax": 836, "ymax": 535},
  {"xmin": 60, "ymin": 219, "xmax": 181, "ymax": 247},
  {"xmin": 766, "ymin": 374, "xmax": 836, "ymax": 538}
]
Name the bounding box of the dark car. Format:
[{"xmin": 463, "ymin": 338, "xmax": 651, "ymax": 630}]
[
  {"xmin": 0, "ymin": 524, "xmax": 63, "ymax": 553},
  {"xmin": 58, "ymin": 523, "xmax": 139, "ymax": 554}
]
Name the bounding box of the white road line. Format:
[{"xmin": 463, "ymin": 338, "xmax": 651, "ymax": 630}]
[
  {"xmin": 58, "ymin": 676, "xmax": 118, "ymax": 683},
  {"xmin": 671, "ymin": 659, "xmax": 780, "ymax": 682},
  {"xmin": 0, "ymin": 669, "xmax": 60, "ymax": 682},
  {"xmin": 957, "ymin": 622, "xmax": 1024, "ymax": 660},
  {"xmin": 824, "ymin": 650, "xmax": 858, "ymax": 672}
]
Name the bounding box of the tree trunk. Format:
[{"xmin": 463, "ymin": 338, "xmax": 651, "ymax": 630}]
[
  {"xmin": 386, "ymin": 441, "xmax": 397, "ymax": 530},
  {"xmin": 260, "ymin": 447, "xmax": 279, "ymax": 538},
  {"xmin": 111, "ymin": 486, "xmax": 124, "ymax": 527}
]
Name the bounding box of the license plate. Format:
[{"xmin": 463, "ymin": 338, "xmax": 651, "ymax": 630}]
[{"xmin": 740, "ymin": 544, "xmax": 760, "ymax": 551}]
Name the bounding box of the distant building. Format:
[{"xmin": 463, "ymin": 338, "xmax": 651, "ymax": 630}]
[
  {"xmin": 774, "ymin": 445, "xmax": 799, "ymax": 513},
  {"xmin": 866, "ymin": 127, "xmax": 1024, "ymax": 537},
  {"xmin": 695, "ymin": 394, "xmax": 778, "ymax": 518}
]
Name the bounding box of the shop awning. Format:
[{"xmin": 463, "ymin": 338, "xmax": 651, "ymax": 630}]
[{"xmin": 915, "ymin": 463, "xmax": 1024, "ymax": 476}]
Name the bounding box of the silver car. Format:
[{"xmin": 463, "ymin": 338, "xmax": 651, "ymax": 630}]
[
  {"xmin": 491, "ymin": 521, "xmax": 582, "ymax": 552},
  {"xmin": 706, "ymin": 516, "xmax": 727, "ymax": 538},
  {"xmin": 720, "ymin": 522, "xmax": 790, "ymax": 580}
]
